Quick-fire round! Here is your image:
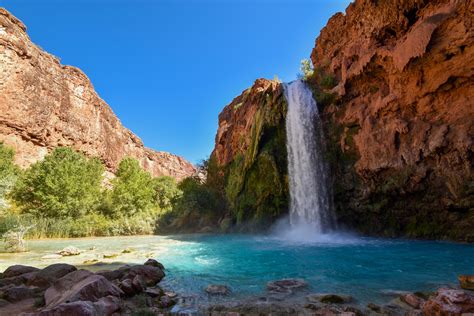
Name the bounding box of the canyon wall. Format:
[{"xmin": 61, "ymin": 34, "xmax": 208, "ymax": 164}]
[
  {"xmin": 311, "ymin": 0, "xmax": 473, "ymax": 241},
  {"xmin": 0, "ymin": 8, "xmax": 195, "ymax": 181},
  {"xmin": 210, "ymin": 79, "xmax": 288, "ymax": 228},
  {"xmin": 210, "ymin": 0, "xmax": 473, "ymax": 240}
]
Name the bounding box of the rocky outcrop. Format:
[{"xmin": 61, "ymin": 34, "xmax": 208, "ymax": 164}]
[
  {"xmin": 309, "ymin": 0, "xmax": 473, "ymax": 240},
  {"xmin": 210, "ymin": 79, "xmax": 288, "ymax": 228},
  {"xmin": 0, "ymin": 261, "xmax": 170, "ymax": 315},
  {"xmin": 0, "ymin": 8, "xmax": 195, "ymax": 180},
  {"xmin": 209, "ymin": 0, "xmax": 473, "ymax": 240}
]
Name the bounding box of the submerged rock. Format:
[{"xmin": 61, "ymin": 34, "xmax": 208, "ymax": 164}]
[
  {"xmin": 41, "ymin": 254, "xmax": 62, "ymax": 260},
  {"xmin": 267, "ymin": 278, "xmax": 308, "ymax": 293},
  {"xmin": 145, "ymin": 287, "xmax": 163, "ymax": 297},
  {"xmin": 103, "ymin": 253, "xmax": 119, "ymax": 259},
  {"xmin": 206, "ymin": 284, "xmax": 231, "ymax": 296},
  {"xmin": 158, "ymin": 295, "xmax": 176, "ymax": 308},
  {"xmin": 459, "ymin": 275, "xmax": 474, "ymax": 291},
  {"xmin": 121, "ymin": 247, "xmax": 134, "ymax": 254},
  {"xmin": 307, "ymin": 293, "xmax": 353, "ymax": 304},
  {"xmin": 58, "ymin": 246, "xmax": 81, "ymax": 256}
]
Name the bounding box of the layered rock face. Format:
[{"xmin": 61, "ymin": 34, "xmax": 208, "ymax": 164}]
[
  {"xmin": 210, "ymin": 0, "xmax": 473, "ymax": 239},
  {"xmin": 310, "ymin": 0, "xmax": 473, "ymax": 240},
  {"xmin": 0, "ymin": 9, "xmax": 195, "ymax": 180},
  {"xmin": 210, "ymin": 79, "xmax": 288, "ymax": 227}
]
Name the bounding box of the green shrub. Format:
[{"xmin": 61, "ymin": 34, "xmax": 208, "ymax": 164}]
[
  {"xmin": 156, "ymin": 177, "xmax": 227, "ymax": 233},
  {"xmin": 10, "ymin": 147, "xmax": 104, "ymax": 218},
  {"xmin": 0, "ymin": 143, "xmax": 19, "ymax": 209},
  {"xmin": 107, "ymin": 158, "xmax": 155, "ymax": 217},
  {"xmin": 152, "ymin": 176, "xmax": 182, "ymax": 210},
  {"xmin": 299, "ymin": 59, "xmax": 314, "ymax": 80}
]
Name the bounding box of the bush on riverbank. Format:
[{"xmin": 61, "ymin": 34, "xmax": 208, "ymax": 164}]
[
  {"xmin": 0, "ymin": 142, "xmax": 19, "ymax": 210},
  {"xmin": 155, "ymin": 164, "xmax": 229, "ymax": 233},
  {"xmin": 0, "ymin": 146, "xmax": 182, "ymax": 240}
]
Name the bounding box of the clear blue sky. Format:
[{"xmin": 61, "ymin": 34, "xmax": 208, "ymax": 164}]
[{"xmin": 1, "ymin": 0, "xmax": 350, "ymax": 164}]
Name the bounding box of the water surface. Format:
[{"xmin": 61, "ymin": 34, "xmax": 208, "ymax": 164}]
[{"xmin": 1, "ymin": 234, "xmax": 472, "ymax": 306}]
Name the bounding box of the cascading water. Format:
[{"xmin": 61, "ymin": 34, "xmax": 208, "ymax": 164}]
[{"xmin": 283, "ymin": 79, "xmax": 336, "ymax": 236}]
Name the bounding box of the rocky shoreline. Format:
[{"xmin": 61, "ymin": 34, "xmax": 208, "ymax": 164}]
[{"xmin": 0, "ymin": 259, "xmax": 472, "ymax": 315}]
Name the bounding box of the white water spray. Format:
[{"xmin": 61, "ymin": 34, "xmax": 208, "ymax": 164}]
[{"xmin": 283, "ymin": 79, "xmax": 336, "ymax": 237}]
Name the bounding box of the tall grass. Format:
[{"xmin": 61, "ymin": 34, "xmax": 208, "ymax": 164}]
[{"xmin": 0, "ymin": 213, "xmax": 156, "ymax": 239}]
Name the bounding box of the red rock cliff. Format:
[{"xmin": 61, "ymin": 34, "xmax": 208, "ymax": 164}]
[
  {"xmin": 310, "ymin": 0, "xmax": 473, "ymax": 240},
  {"xmin": 0, "ymin": 8, "xmax": 195, "ymax": 180},
  {"xmin": 209, "ymin": 0, "xmax": 473, "ymax": 240}
]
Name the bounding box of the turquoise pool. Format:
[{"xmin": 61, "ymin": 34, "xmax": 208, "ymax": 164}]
[{"xmin": 0, "ymin": 234, "xmax": 472, "ymax": 306}]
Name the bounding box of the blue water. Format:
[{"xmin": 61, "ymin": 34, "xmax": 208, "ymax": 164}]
[
  {"xmin": 158, "ymin": 234, "xmax": 473, "ymax": 305},
  {"xmin": 1, "ymin": 234, "xmax": 473, "ymax": 306}
]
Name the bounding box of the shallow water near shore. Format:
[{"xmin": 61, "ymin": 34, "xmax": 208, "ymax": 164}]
[{"xmin": 1, "ymin": 234, "xmax": 473, "ymax": 307}]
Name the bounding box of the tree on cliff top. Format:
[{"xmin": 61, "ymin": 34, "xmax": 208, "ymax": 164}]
[{"xmin": 10, "ymin": 147, "xmax": 104, "ymax": 218}]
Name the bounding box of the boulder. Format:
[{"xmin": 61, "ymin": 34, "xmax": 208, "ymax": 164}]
[
  {"xmin": 96, "ymin": 267, "xmax": 129, "ymax": 281},
  {"xmin": 132, "ymin": 275, "xmax": 146, "ymax": 293},
  {"xmin": 307, "ymin": 293, "xmax": 353, "ymax": 304},
  {"xmin": 267, "ymin": 279, "xmax": 308, "ymax": 293},
  {"xmin": 2, "ymin": 285, "xmax": 39, "ymax": 302},
  {"xmin": 58, "ymin": 246, "xmax": 81, "ymax": 256},
  {"xmin": 422, "ymin": 288, "xmax": 474, "ymax": 315},
  {"xmin": 33, "ymin": 295, "xmax": 121, "ymax": 316},
  {"xmin": 400, "ymin": 293, "xmax": 424, "ymax": 309},
  {"xmin": 119, "ymin": 279, "xmax": 136, "ymax": 296},
  {"xmin": 459, "ymin": 275, "xmax": 474, "ymax": 291},
  {"xmin": 144, "ymin": 259, "xmax": 165, "ymax": 270},
  {"xmin": 158, "ymin": 295, "xmax": 176, "ymax": 308},
  {"xmin": 205, "ymin": 284, "xmax": 231, "ymax": 296},
  {"xmin": 367, "ymin": 303, "xmax": 381, "ymax": 312},
  {"xmin": 121, "ymin": 265, "xmax": 164, "ymax": 287},
  {"xmin": 145, "ymin": 287, "xmax": 163, "ymax": 297},
  {"xmin": 0, "ymin": 271, "xmax": 38, "ymax": 288},
  {"xmin": 0, "ymin": 298, "xmax": 9, "ymax": 307},
  {"xmin": 44, "ymin": 269, "xmax": 123, "ymax": 308},
  {"xmin": 2, "ymin": 265, "xmax": 39, "ymax": 278},
  {"xmin": 27, "ymin": 264, "xmax": 77, "ymax": 289}
]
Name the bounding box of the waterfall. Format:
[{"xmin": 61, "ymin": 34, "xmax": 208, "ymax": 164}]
[{"xmin": 284, "ymin": 80, "xmax": 335, "ymax": 234}]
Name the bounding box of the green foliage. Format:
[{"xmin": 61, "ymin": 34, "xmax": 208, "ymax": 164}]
[
  {"xmin": 299, "ymin": 59, "xmax": 314, "ymax": 80},
  {"xmin": 108, "ymin": 158, "xmax": 155, "ymax": 217},
  {"xmin": 205, "ymin": 86, "xmax": 289, "ymax": 230},
  {"xmin": 156, "ymin": 177, "xmax": 227, "ymax": 233},
  {"xmin": 0, "ymin": 143, "xmax": 19, "ymax": 209},
  {"xmin": 152, "ymin": 176, "xmax": 182, "ymax": 210},
  {"xmin": 0, "ymin": 212, "xmax": 156, "ymax": 239},
  {"xmin": 320, "ymin": 74, "xmax": 337, "ymax": 89},
  {"xmin": 10, "ymin": 147, "xmax": 103, "ymax": 218},
  {"xmin": 1, "ymin": 148, "xmax": 184, "ymax": 239}
]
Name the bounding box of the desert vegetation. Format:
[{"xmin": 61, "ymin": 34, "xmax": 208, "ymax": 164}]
[{"xmin": 0, "ymin": 143, "xmax": 188, "ymax": 242}]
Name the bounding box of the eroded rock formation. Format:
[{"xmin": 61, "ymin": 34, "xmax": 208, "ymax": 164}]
[
  {"xmin": 210, "ymin": 0, "xmax": 473, "ymax": 240},
  {"xmin": 210, "ymin": 79, "xmax": 288, "ymax": 227},
  {"xmin": 0, "ymin": 8, "xmax": 195, "ymax": 180},
  {"xmin": 310, "ymin": 0, "xmax": 473, "ymax": 240}
]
